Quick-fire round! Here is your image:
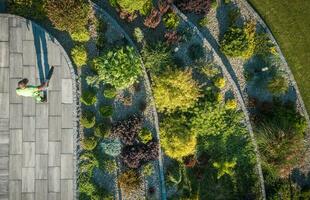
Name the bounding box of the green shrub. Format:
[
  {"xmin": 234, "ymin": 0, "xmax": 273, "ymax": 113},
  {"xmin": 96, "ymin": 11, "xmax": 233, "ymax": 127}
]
[
  {"xmin": 70, "ymin": 28, "xmax": 90, "ymax": 42},
  {"xmin": 118, "ymin": 170, "xmax": 141, "ymax": 194},
  {"xmin": 71, "ymin": 45, "xmax": 88, "ymax": 68},
  {"xmin": 79, "ymin": 181, "xmax": 96, "ymax": 196},
  {"xmin": 80, "ymin": 110, "xmax": 96, "ymax": 128},
  {"xmin": 103, "ymin": 159, "xmax": 117, "ymax": 174},
  {"xmin": 152, "ymin": 68, "xmax": 201, "ymax": 113},
  {"xmin": 191, "ymin": 103, "xmax": 245, "ymax": 137},
  {"xmin": 220, "ymin": 22, "xmax": 258, "ymax": 59},
  {"xmin": 199, "ymin": 16, "xmax": 209, "ymax": 27},
  {"xmin": 99, "ymin": 105, "xmax": 113, "ymax": 117},
  {"xmin": 79, "ymin": 152, "xmax": 99, "ymax": 175},
  {"xmin": 213, "ymin": 159, "xmax": 237, "ymax": 179},
  {"xmin": 81, "ymin": 89, "xmax": 97, "ymax": 106},
  {"xmin": 225, "ymin": 99, "xmax": 237, "ymax": 110},
  {"xmin": 267, "ymin": 75, "xmax": 289, "ymax": 95},
  {"xmin": 141, "ymin": 163, "xmax": 154, "ymax": 177},
  {"xmin": 103, "ymin": 85, "xmax": 117, "ymax": 99},
  {"xmin": 81, "ymin": 136, "xmax": 97, "ymax": 151},
  {"xmin": 89, "ymin": 46, "xmax": 142, "ymax": 89},
  {"xmin": 141, "ymin": 42, "xmax": 172, "ymax": 74},
  {"xmin": 138, "ymin": 128, "xmax": 153, "ymax": 144},
  {"xmin": 160, "ymin": 114, "xmax": 197, "ymax": 160},
  {"xmin": 94, "ymin": 123, "xmax": 111, "ymax": 138},
  {"xmin": 115, "ymin": 0, "xmax": 152, "ymax": 15},
  {"xmin": 133, "ymin": 27, "xmax": 144, "ymax": 43},
  {"xmin": 187, "ymin": 43, "xmax": 205, "ymax": 62},
  {"xmin": 8, "ymin": 0, "xmax": 46, "ymax": 20},
  {"xmin": 45, "ymin": 0, "xmax": 90, "ymax": 34},
  {"xmin": 214, "ymin": 77, "xmax": 226, "ymax": 89},
  {"xmin": 163, "ymin": 12, "xmax": 180, "ymax": 29},
  {"xmin": 201, "ymin": 64, "xmax": 220, "ymax": 78},
  {"xmin": 101, "ymin": 139, "xmax": 122, "ymax": 157}
]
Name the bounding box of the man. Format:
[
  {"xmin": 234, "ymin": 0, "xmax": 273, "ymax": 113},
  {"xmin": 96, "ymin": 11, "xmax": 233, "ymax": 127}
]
[{"xmin": 16, "ymin": 78, "xmax": 48, "ymax": 102}]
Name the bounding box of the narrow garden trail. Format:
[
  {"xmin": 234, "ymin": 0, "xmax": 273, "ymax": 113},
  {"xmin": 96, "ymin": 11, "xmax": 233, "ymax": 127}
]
[{"xmin": 90, "ymin": 2, "xmax": 167, "ymax": 199}]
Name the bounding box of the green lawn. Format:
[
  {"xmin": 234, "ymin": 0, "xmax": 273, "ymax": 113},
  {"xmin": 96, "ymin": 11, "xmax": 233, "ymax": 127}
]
[{"xmin": 247, "ymin": 0, "xmax": 310, "ymax": 113}]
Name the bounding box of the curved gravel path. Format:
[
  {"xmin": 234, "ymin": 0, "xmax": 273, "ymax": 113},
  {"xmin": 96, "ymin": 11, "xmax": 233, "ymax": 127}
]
[
  {"xmin": 91, "ymin": 2, "xmax": 167, "ymax": 200},
  {"xmin": 0, "ymin": 14, "xmax": 79, "ymax": 200},
  {"xmin": 171, "ymin": 5, "xmax": 267, "ymax": 200}
]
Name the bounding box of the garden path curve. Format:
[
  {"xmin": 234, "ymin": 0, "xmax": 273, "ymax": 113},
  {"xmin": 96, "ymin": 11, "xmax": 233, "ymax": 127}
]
[{"xmin": 0, "ymin": 14, "xmax": 78, "ymax": 200}]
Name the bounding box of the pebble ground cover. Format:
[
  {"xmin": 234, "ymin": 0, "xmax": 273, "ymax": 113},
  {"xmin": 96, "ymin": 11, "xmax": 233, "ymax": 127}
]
[{"xmin": 5, "ymin": 0, "xmax": 310, "ymax": 199}]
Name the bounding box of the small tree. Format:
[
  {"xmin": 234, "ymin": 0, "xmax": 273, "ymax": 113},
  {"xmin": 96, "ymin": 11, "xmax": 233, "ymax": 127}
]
[
  {"xmin": 89, "ymin": 46, "xmax": 142, "ymax": 89},
  {"xmin": 45, "ymin": 0, "xmax": 90, "ymax": 34},
  {"xmin": 152, "ymin": 68, "xmax": 201, "ymax": 113}
]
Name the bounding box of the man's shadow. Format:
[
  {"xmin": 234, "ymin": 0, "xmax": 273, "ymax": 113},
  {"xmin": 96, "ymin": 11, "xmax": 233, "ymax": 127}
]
[{"xmin": 28, "ymin": 21, "xmax": 50, "ymax": 97}]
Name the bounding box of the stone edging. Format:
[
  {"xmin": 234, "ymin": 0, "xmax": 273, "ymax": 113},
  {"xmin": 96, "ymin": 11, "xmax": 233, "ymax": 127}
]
[
  {"xmin": 171, "ymin": 5, "xmax": 267, "ymax": 199},
  {"xmin": 238, "ymin": 0, "xmax": 310, "ymax": 143},
  {"xmin": 0, "ymin": 14, "xmax": 80, "ymax": 200},
  {"xmin": 91, "ymin": 2, "xmax": 167, "ymax": 200}
]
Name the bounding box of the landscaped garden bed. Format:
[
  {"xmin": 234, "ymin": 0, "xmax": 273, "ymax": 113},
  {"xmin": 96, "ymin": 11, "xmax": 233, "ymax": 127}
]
[{"xmin": 6, "ymin": 0, "xmax": 310, "ymax": 199}]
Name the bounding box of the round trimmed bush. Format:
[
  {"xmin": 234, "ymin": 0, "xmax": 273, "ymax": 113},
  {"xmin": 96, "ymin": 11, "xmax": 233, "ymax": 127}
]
[
  {"xmin": 81, "ymin": 136, "xmax": 97, "ymax": 151},
  {"xmin": 99, "ymin": 105, "xmax": 113, "ymax": 117},
  {"xmin": 225, "ymin": 99, "xmax": 237, "ymax": 110},
  {"xmin": 81, "ymin": 89, "xmax": 97, "ymax": 106},
  {"xmin": 103, "ymin": 85, "xmax": 117, "ymax": 99},
  {"xmin": 94, "ymin": 123, "xmax": 111, "ymax": 138},
  {"xmin": 101, "ymin": 139, "xmax": 122, "ymax": 157},
  {"xmin": 71, "ymin": 45, "xmax": 88, "ymax": 68},
  {"xmin": 214, "ymin": 77, "xmax": 226, "ymax": 89},
  {"xmin": 80, "ymin": 110, "xmax": 96, "ymax": 128},
  {"xmin": 70, "ymin": 28, "xmax": 90, "ymax": 42},
  {"xmin": 138, "ymin": 128, "xmax": 153, "ymax": 144}
]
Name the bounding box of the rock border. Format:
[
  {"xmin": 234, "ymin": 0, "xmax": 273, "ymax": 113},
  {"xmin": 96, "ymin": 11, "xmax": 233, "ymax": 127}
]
[
  {"xmin": 91, "ymin": 2, "xmax": 167, "ymax": 200},
  {"xmin": 171, "ymin": 5, "xmax": 267, "ymax": 200},
  {"xmin": 0, "ymin": 13, "xmax": 80, "ymax": 200}
]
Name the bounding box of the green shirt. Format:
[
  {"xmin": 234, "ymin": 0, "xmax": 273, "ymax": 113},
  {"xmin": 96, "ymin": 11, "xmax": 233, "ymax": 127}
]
[{"xmin": 16, "ymin": 86, "xmax": 40, "ymax": 97}]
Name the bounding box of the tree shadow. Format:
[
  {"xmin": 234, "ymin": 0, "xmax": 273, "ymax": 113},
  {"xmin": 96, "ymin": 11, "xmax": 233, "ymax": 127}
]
[{"xmin": 291, "ymin": 168, "xmax": 310, "ymax": 189}]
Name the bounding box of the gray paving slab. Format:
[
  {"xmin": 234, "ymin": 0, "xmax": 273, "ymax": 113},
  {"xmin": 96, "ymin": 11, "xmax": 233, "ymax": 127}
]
[
  {"xmin": 1, "ymin": 15, "xmax": 76, "ymax": 200},
  {"xmin": 48, "ymin": 142, "xmax": 60, "ymax": 167},
  {"xmin": 61, "ymin": 79, "xmax": 73, "ymax": 104},
  {"xmin": 61, "ymin": 104, "xmax": 72, "ymax": 129},
  {"xmin": 0, "ymin": 93, "xmax": 9, "ymax": 118},
  {"xmin": 0, "ymin": 145, "xmax": 8, "ymax": 157},
  {"xmin": 35, "ymin": 180, "xmax": 48, "ymax": 200},
  {"xmin": 0, "ymin": 17, "xmax": 9, "ymax": 41},
  {"xmin": 23, "ymin": 142, "xmax": 35, "ymax": 167},
  {"xmin": 61, "ymin": 180, "xmax": 73, "ymax": 200},
  {"xmin": 61, "ymin": 129, "xmax": 73, "ymax": 154},
  {"xmin": 22, "ymin": 41, "xmax": 36, "ymax": 66},
  {"xmin": 35, "ymin": 129, "xmax": 48, "ymax": 154},
  {"xmin": 0, "ymin": 68, "xmax": 9, "ymax": 92},
  {"xmin": 0, "ymin": 119, "xmax": 9, "ymax": 131},
  {"xmin": 9, "ymin": 180, "xmax": 21, "ymax": 200},
  {"xmin": 9, "ymin": 54, "xmax": 23, "ymax": 78},
  {"xmin": 23, "ymin": 117, "xmax": 35, "ymax": 141},
  {"xmin": 35, "ymin": 155, "xmax": 48, "ymax": 179},
  {"xmin": 21, "ymin": 167, "xmax": 35, "ymax": 192},
  {"xmin": 36, "ymin": 104, "xmax": 48, "ymax": 128},
  {"xmin": 9, "ymin": 27, "xmax": 22, "ymax": 53},
  {"xmin": 49, "ymin": 91, "xmax": 61, "ymax": 116},
  {"xmin": 48, "ymin": 117, "xmax": 61, "ymax": 141},
  {"xmin": 9, "ymin": 155, "xmax": 22, "ymax": 180},
  {"xmin": 0, "ymin": 42, "xmax": 9, "ymax": 67},
  {"xmin": 60, "ymin": 155, "xmax": 73, "ymax": 179},
  {"xmin": 9, "ymin": 130, "xmax": 22, "ymax": 154},
  {"xmin": 9, "ymin": 104, "xmax": 22, "ymax": 129},
  {"xmin": 48, "ymin": 167, "xmax": 60, "ymax": 192}
]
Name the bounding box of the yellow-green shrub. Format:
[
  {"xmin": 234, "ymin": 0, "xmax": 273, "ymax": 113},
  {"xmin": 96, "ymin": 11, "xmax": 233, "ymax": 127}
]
[
  {"xmin": 70, "ymin": 28, "xmax": 90, "ymax": 42},
  {"xmin": 71, "ymin": 45, "xmax": 88, "ymax": 68},
  {"xmin": 152, "ymin": 68, "xmax": 201, "ymax": 113},
  {"xmin": 214, "ymin": 77, "xmax": 226, "ymax": 89},
  {"xmin": 160, "ymin": 115, "xmax": 197, "ymax": 160},
  {"xmin": 81, "ymin": 136, "xmax": 97, "ymax": 151},
  {"xmin": 225, "ymin": 99, "xmax": 237, "ymax": 110}
]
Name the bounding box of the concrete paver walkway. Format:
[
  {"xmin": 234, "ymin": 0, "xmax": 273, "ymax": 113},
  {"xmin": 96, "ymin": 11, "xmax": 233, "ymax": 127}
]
[{"xmin": 0, "ymin": 14, "xmax": 76, "ymax": 200}]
